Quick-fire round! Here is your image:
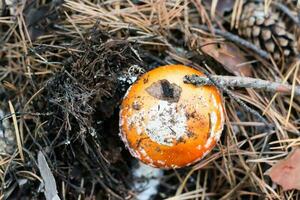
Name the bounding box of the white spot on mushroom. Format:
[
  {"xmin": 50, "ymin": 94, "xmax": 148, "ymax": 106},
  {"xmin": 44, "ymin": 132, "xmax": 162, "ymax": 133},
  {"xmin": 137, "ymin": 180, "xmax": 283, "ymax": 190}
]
[
  {"xmin": 210, "ymin": 111, "xmax": 218, "ymax": 133},
  {"xmin": 140, "ymin": 148, "xmax": 154, "ymax": 164},
  {"xmin": 128, "ymin": 146, "xmax": 141, "ymax": 160},
  {"xmin": 204, "ymin": 137, "xmax": 213, "ymax": 149},
  {"xmin": 204, "ymin": 111, "xmax": 217, "ymax": 149},
  {"xmin": 212, "ymin": 94, "xmax": 218, "ymax": 108},
  {"xmin": 197, "ymin": 144, "xmax": 202, "ymax": 150},
  {"xmin": 157, "ymin": 160, "xmax": 166, "ymax": 165},
  {"xmin": 127, "ymin": 110, "xmax": 146, "ymax": 135},
  {"xmin": 119, "ymin": 108, "xmax": 141, "ymax": 160},
  {"xmin": 122, "ymin": 84, "xmax": 133, "ymax": 100},
  {"xmin": 213, "ymin": 103, "xmax": 225, "ymax": 141},
  {"xmin": 171, "ymin": 164, "xmax": 179, "ymax": 168},
  {"xmin": 128, "ymin": 100, "xmax": 188, "ymax": 146}
]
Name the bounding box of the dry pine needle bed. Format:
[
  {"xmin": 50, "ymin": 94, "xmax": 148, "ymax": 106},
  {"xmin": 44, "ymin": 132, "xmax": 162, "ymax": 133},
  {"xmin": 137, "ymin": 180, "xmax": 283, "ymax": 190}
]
[{"xmin": 0, "ymin": 0, "xmax": 300, "ymax": 199}]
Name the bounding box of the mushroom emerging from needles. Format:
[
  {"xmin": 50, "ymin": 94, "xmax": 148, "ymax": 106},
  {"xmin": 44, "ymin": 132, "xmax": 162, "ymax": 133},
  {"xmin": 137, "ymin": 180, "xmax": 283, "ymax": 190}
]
[{"xmin": 119, "ymin": 65, "xmax": 225, "ymax": 168}]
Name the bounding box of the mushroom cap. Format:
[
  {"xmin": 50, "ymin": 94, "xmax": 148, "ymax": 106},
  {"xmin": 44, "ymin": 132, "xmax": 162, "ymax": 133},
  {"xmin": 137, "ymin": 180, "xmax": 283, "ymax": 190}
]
[{"xmin": 119, "ymin": 65, "xmax": 224, "ymax": 168}]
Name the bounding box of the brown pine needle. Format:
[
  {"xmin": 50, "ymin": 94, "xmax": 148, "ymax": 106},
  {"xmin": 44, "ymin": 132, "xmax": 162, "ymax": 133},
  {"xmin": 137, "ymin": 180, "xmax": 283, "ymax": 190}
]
[
  {"xmin": 285, "ymin": 64, "xmax": 299, "ymax": 124},
  {"xmin": 8, "ymin": 101, "xmax": 24, "ymax": 162},
  {"xmin": 1, "ymin": 0, "xmax": 299, "ymax": 198}
]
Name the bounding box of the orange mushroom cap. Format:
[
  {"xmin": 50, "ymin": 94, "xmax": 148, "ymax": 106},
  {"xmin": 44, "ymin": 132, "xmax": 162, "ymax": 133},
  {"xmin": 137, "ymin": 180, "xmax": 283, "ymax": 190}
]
[{"xmin": 119, "ymin": 65, "xmax": 225, "ymax": 169}]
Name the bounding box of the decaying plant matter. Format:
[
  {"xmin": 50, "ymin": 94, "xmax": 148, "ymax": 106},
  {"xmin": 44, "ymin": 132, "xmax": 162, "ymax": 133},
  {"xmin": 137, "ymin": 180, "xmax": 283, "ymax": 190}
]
[{"xmin": 0, "ymin": 0, "xmax": 300, "ymax": 199}]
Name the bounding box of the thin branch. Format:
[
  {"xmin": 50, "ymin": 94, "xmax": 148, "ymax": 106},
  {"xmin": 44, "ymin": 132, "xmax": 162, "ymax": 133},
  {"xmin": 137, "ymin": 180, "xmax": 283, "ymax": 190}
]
[
  {"xmin": 184, "ymin": 75, "xmax": 300, "ymax": 96},
  {"xmin": 192, "ymin": 25, "xmax": 270, "ymax": 59},
  {"xmin": 272, "ymin": 2, "xmax": 300, "ymax": 27},
  {"xmin": 191, "ymin": 62, "xmax": 273, "ymax": 128}
]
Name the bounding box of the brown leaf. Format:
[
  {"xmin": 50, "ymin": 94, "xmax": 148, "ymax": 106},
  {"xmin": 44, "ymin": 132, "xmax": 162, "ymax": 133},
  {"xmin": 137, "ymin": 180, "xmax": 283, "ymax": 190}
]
[
  {"xmin": 266, "ymin": 149, "xmax": 300, "ymax": 191},
  {"xmin": 201, "ymin": 39, "xmax": 253, "ymax": 76}
]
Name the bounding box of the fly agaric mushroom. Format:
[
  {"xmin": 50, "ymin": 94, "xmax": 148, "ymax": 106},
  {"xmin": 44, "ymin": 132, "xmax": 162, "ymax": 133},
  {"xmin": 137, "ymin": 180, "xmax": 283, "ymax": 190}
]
[{"xmin": 119, "ymin": 65, "xmax": 224, "ymax": 168}]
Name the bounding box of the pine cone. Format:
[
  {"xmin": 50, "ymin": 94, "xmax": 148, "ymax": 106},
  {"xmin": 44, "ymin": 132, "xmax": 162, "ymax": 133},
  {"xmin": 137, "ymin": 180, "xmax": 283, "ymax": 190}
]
[{"xmin": 239, "ymin": 2, "xmax": 298, "ymax": 61}]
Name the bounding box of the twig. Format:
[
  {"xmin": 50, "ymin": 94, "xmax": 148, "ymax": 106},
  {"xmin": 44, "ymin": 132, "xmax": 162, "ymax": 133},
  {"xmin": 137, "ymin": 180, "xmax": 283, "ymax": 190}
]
[
  {"xmin": 187, "ymin": 63, "xmax": 273, "ymax": 128},
  {"xmin": 192, "ymin": 25, "xmax": 270, "ymax": 59},
  {"xmin": 184, "ymin": 75, "xmax": 300, "ymax": 96},
  {"xmin": 272, "ymin": 2, "xmax": 300, "ymax": 27}
]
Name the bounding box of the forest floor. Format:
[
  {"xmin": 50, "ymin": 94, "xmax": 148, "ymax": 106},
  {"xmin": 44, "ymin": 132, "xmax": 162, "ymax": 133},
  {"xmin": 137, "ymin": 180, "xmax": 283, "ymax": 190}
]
[{"xmin": 0, "ymin": 0, "xmax": 300, "ymax": 199}]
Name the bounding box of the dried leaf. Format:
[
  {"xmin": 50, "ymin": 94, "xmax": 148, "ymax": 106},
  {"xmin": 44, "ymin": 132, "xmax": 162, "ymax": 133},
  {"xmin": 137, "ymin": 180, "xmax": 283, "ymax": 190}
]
[
  {"xmin": 38, "ymin": 151, "xmax": 61, "ymax": 200},
  {"xmin": 266, "ymin": 149, "xmax": 300, "ymax": 191},
  {"xmin": 201, "ymin": 39, "xmax": 253, "ymax": 76}
]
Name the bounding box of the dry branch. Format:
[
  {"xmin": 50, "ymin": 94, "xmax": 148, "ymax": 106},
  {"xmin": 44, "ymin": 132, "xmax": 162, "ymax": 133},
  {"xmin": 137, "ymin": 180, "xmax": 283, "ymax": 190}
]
[
  {"xmin": 272, "ymin": 2, "xmax": 300, "ymax": 27},
  {"xmin": 184, "ymin": 75, "xmax": 300, "ymax": 96},
  {"xmin": 193, "ymin": 25, "xmax": 270, "ymax": 59}
]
